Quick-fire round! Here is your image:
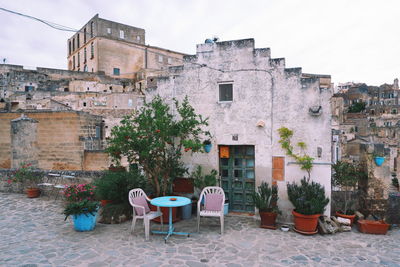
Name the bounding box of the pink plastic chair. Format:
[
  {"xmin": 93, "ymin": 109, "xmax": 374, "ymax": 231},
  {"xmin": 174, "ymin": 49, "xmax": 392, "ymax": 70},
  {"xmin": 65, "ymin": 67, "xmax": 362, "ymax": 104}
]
[
  {"xmin": 128, "ymin": 188, "xmax": 163, "ymax": 240},
  {"xmin": 197, "ymin": 186, "xmax": 225, "ymax": 234}
]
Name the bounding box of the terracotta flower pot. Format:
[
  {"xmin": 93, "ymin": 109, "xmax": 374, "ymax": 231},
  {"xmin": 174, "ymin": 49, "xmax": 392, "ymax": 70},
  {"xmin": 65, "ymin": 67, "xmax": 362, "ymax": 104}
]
[
  {"xmin": 150, "ymin": 205, "xmax": 180, "ymax": 223},
  {"xmin": 259, "ymin": 211, "xmax": 277, "ymax": 229},
  {"xmin": 358, "ymin": 220, "xmax": 390, "ymax": 235},
  {"xmin": 292, "ymin": 210, "xmax": 320, "ymax": 234},
  {"xmin": 26, "ymin": 188, "xmax": 41, "ymax": 198},
  {"xmin": 336, "ymin": 212, "xmax": 356, "ymax": 225},
  {"xmin": 100, "ymin": 200, "xmax": 113, "ymax": 206}
]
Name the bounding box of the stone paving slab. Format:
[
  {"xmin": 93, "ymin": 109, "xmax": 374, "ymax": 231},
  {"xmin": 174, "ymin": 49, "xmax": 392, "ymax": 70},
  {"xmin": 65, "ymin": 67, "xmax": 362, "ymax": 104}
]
[{"xmin": 0, "ymin": 192, "xmax": 399, "ymax": 267}]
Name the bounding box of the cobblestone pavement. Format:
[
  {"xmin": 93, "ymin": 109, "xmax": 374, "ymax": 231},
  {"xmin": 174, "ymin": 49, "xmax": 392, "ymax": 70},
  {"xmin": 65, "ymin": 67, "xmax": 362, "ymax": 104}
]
[{"xmin": 1, "ymin": 192, "xmax": 400, "ymax": 267}]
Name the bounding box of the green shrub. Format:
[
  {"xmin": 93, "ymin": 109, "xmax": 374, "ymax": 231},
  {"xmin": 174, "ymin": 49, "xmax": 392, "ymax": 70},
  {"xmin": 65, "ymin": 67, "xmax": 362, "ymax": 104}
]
[
  {"xmin": 252, "ymin": 182, "xmax": 280, "ymax": 213},
  {"xmin": 192, "ymin": 166, "xmax": 218, "ymax": 190},
  {"xmin": 287, "ymin": 177, "xmax": 329, "ymax": 215},
  {"xmin": 94, "ymin": 169, "xmax": 149, "ymax": 204}
]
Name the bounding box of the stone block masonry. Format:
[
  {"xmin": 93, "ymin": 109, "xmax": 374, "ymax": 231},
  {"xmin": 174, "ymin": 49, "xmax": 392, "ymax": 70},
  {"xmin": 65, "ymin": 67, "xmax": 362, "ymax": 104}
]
[{"xmin": 0, "ymin": 110, "xmax": 109, "ymax": 171}]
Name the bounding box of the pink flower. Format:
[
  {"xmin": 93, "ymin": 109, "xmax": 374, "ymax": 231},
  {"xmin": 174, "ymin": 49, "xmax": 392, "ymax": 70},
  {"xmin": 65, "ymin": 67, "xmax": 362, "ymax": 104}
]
[{"xmin": 7, "ymin": 179, "xmax": 12, "ymax": 184}]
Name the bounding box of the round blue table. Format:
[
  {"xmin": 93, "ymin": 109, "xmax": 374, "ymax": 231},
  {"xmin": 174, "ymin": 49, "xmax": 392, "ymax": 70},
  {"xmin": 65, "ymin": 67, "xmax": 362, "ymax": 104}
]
[{"xmin": 150, "ymin": 196, "xmax": 191, "ymax": 242}]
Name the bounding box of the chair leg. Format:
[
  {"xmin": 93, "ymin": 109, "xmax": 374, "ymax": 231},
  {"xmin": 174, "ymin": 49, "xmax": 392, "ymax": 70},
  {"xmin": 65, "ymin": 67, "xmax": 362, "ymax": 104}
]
[
  {"xmin": 220, "ymin": 215, "xmax": 224, "ymax": 235},
  {"xmin": 131, "ymin": 216, "xmax": 137, "ymax": 233},
  {"xmin": 160, "ymin": 213, "xmax": 163, "ymax": 231},
  {"xmin": 197, "ymin": 214, "xmax": 200, "ymax": 233},
  {"xmin": 144, "ymin": 218, "xmax": 150, "ymax": 240}
]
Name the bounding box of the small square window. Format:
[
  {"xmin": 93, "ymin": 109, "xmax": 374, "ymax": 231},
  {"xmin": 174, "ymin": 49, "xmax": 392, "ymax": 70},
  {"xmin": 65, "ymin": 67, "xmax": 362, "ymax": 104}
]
[
  {"xmin": 136, "ymin": 36, "xmax": 141, "ymax": 41},
  {"xmin": 119, "ymin": 30, "xmax": 124, "ymax": 39},
  {"xmin": 219, "ymin": 83, "xmax": 233, "ymax": 102},
  {"xmin": 113, "ymin": 68, "xmax": 120, "ymax": 76},
  {"xmin": 107, "ymin": 28, "xmax": 111, "ymax": 34},
  {"xmin": 158, "ymin": 55, "xmax": 163, "ymax": 63},
  {"xmin": 168, "ymin": 58, "xmax": 172, "ymax": 64}
]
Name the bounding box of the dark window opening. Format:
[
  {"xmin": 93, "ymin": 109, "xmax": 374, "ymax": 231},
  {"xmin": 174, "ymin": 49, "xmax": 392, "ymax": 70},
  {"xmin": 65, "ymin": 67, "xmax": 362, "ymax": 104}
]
[
  {"xmin": 68, "ymin": 41, "xmax": 71, "ymax": 55},
  {"xmin": 219, "ymin": 83, "xmax": 233, "ymax": 102},
  {"xmin": 77, "ymin": 34, "xmax": 80, "ymax": 48},
  {"xmin": 26, "ymin": 94, "xmax": 32, "ymax": 100},
  {"xmin": 83, "ymin": 28, "xmax": 87, "ymax": 43},
  {"xmin": 84, "ymin": 48, "xmax": 87, "ymax": 63},
  {"xmin": 64, "ymin": 88, "xmax": 69, "ymax": 92},
  {"xmin": 87, "ymin": 87, "xmax": 90, "ymax": 91},
  {"xmin": 77, "ymin": 52, "xmax": 80, "ymax": 67},
  {"xmin": 83, "ymin": 102, "xmax": 87, "ymax": 107},
  {"xmin": 90, "ymin": 21, "xmax": 94, "ymax": 38},
  {"xmin": 109, "ymin": 86, "xmax": 112, "ymax": 90},
  {"xmin": 113, "ymin": 68, "xmax": 120, "ymax": 76},
  {"xmin": 0, "ymin": 98, "xmax": 4, "ymax": 102},
  {"xmin": 103, "ymin": 90, "xmax": 107, "ymax": 92},
  {"xmin": 72, "ymin": 38, "xmax": 75, "ymax": 51},
  {"xmin": 90, "ymin": 42, "xmax": 94, "ymax": 59}
]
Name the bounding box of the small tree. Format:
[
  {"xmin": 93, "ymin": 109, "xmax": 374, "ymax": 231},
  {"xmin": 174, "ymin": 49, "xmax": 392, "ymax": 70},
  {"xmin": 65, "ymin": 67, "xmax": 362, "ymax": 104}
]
[
  {"xmin": 278, "ymin": 127, "xmax": 314, "ymax": 179},
  {"xmin": 106, "ymin": 95, "xmax": 210, "ymax": 196},
  {"xmin": 332, "ymin": 161, "xmax": 366, "ymax": 215}
]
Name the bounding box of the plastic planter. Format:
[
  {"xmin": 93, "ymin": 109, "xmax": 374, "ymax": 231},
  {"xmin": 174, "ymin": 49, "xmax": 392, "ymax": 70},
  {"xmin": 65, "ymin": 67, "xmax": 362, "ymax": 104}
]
[
  {"xmin": 204, "ymin": 144, "xmax": 212, "ymax": 153},
  {"xmin": 374, "ymin": 157, "xmax": 385, "ymax": 166},
  {"xmin": 72, "ymin": 211, "xmax": 98, "ymax": 231}
]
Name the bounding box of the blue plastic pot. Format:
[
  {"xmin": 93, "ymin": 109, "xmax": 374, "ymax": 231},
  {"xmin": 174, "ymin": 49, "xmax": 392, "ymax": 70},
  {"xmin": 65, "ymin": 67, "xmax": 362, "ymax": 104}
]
[
  {"xmin": 181, "ymin": 203, "xmax": 192, "ymax": 220},
  {"xmin": 72, "ymin": 211, "xmax": 98, "ymax": 231},
  {"xmin": 224, "ymin": 202, "xmax": 229, "ymax": 215},
  {"xmin": 374, "ymin": 157, "xmax": 385, "ymax": 166},
  {"xmin": 204, "ymin": 144, "xmax": 212, "ymax": 153}
]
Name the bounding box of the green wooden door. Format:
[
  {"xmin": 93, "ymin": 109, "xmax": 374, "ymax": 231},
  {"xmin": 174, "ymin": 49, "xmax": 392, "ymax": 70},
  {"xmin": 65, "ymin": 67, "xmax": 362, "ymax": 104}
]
[{"xmin": 220, "ymin": 146, "xmax": 255, "ymax": 212}]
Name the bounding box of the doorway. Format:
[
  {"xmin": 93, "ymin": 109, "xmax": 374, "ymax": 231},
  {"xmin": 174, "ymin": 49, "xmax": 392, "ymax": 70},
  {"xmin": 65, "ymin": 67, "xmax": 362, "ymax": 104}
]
[{"xmin": 219, "ymin": 145, "xmax": 255, "ymax": 212}]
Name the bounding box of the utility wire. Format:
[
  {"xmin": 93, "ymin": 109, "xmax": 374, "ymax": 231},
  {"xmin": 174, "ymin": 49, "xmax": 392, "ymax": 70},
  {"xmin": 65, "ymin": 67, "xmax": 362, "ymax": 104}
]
[
  {"xmin": 0, "ymin": 7, "xmax": 79, "ymax": 32},
  {"xmin": 1, "ymin": 7, "xmax": 273, "ymax": 76}
]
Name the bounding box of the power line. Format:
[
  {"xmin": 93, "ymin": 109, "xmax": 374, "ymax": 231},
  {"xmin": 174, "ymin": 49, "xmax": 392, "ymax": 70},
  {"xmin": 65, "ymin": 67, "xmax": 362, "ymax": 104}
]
[{"xmin": 0, "ymin": 7, "xmax": 79, "ymax": 32}]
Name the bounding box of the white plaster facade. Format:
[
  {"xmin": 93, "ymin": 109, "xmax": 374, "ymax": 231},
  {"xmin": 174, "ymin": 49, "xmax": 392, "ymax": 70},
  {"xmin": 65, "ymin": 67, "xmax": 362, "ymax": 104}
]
[{"xmin": 146, "ymin": 39, "xmax": 332, "ymax": 222}]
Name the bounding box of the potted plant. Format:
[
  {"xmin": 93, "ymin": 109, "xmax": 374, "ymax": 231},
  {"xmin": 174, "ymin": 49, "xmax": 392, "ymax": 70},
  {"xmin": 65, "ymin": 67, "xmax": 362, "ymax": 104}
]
[
  {"xmin": 191, "ymin": 166, "xmax": 220, "ymax": 211},
  {"xmin": 63, "ymin": 183, "xmax": 100, "ymax": 231},
  {"xmin": 192, "ymin": 166, "xmax": 218, "ymax": 197},
  {"xmin": 64, "ymin": 200, "xmax": 100, "ymax": 231},
  {"xmin": 203, "ymin": 139, "xmax": 212, "ymax": 153},
  {"xmin": 278, "ymin": 127, "xmax": 329, "ymax": 234},
  {"xmin": 332, "ymin": 161, "xmax": 366, "ymax": 225},
  {"xmin": 12, "ymin": 163, "xmax": 42, "ymax": 198},
  {"xmin": 287, "ymin": 177, "xmax": 329, "ymax": 234},
  {"xmin": 252, "ymin": 182, "xmax": 281, "ymax": 229}
]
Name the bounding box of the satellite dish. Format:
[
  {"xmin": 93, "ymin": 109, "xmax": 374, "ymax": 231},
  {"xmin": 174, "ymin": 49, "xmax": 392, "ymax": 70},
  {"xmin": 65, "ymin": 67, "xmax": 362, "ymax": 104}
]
[
  {"xmin": 212, "ymin": 36, "xmax": 219, "ymax": 42},
  {"xmin": 205, "ymin": 39, "xmax": 213, "ymax": 44}
]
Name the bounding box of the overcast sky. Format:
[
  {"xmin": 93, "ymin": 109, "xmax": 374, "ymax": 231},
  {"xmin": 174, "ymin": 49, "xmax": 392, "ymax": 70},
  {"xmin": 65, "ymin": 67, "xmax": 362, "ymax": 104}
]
[{"xmin": 0, "ymin": 0, "xmax": 399, "ymax": 86}]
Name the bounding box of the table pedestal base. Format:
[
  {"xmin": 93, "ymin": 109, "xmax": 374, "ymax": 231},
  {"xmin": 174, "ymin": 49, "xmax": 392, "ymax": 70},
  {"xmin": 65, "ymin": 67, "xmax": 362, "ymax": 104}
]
[{"xmin": 152, "ymin": 207, "xmax": 190, "ymax": 243}]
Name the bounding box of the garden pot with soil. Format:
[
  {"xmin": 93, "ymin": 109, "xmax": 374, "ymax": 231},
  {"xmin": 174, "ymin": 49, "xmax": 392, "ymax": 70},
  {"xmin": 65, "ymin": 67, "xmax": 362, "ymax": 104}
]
[
  {"xmin": 292, "ymin": 210, "xmax": 320, "ymax": 234},
  {"xmin": 26, "ymin": 188, "xmax": 41, "ymax": 198}
]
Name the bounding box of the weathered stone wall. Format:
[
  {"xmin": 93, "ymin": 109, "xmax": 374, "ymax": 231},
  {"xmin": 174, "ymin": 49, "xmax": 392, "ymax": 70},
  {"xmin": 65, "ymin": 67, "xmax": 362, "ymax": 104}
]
[
  {"xmin": 0, "ymin": 111, "xmax": 107, "ymax": 171},
  {"xmin": 83, "ymin": 151, "xmax": 109, "ymax": 171},
  {"xmin": 148, "ymin": 39, "xmax": 332, "ymax": 222}
]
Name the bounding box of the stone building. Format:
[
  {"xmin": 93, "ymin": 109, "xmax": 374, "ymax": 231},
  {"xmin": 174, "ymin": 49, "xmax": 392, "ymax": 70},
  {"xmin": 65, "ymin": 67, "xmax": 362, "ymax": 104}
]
[
  {"xmin": 146, "ymin": 39, "xmax": 332, "ymax": 221},
  {"xmin": 0, "ymin": 111, "xmax": 108, "ymax": 170},
  {"xmin": 331, "ymin": 79, "xmax": 400, "ymax": 216},
  {"xmin": 67, "ymin": 14, "xmax": 186, "ymax": 81}
]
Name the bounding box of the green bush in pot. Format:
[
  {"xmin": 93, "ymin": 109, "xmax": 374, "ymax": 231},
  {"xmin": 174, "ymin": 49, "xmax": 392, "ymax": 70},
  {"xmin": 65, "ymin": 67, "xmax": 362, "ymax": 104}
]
[{"xmin": 287, "ymin": 177, "xmax": 329, "ymax": 215}]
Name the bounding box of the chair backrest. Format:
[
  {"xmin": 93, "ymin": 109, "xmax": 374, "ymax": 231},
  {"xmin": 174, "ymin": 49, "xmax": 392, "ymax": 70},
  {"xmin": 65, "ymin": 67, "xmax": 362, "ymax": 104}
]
[
  {"xmin": 200, "ymin": 186, "xmax": 225, "ymax": 212},
  {"xmin": 128, "ymin": 188, "xmax": 150, "ymax": 216}
]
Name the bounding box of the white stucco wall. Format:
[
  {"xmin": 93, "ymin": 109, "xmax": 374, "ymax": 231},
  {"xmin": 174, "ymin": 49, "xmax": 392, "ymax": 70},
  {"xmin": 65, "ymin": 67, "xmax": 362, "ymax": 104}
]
[{"xmin": 146, "ymin": 39, "xmax": 332, "ymax": 223}]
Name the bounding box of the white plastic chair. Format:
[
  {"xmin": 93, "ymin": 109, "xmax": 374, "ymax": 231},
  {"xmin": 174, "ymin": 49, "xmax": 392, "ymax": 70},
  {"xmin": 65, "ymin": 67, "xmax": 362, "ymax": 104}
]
[
  {"xmin": 128, "ymin": 188, "xmax": 163, "ymax": 240},
  {"xmin": 197, "ymin": 186, "xmax": 225, "ymax": 234}
]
